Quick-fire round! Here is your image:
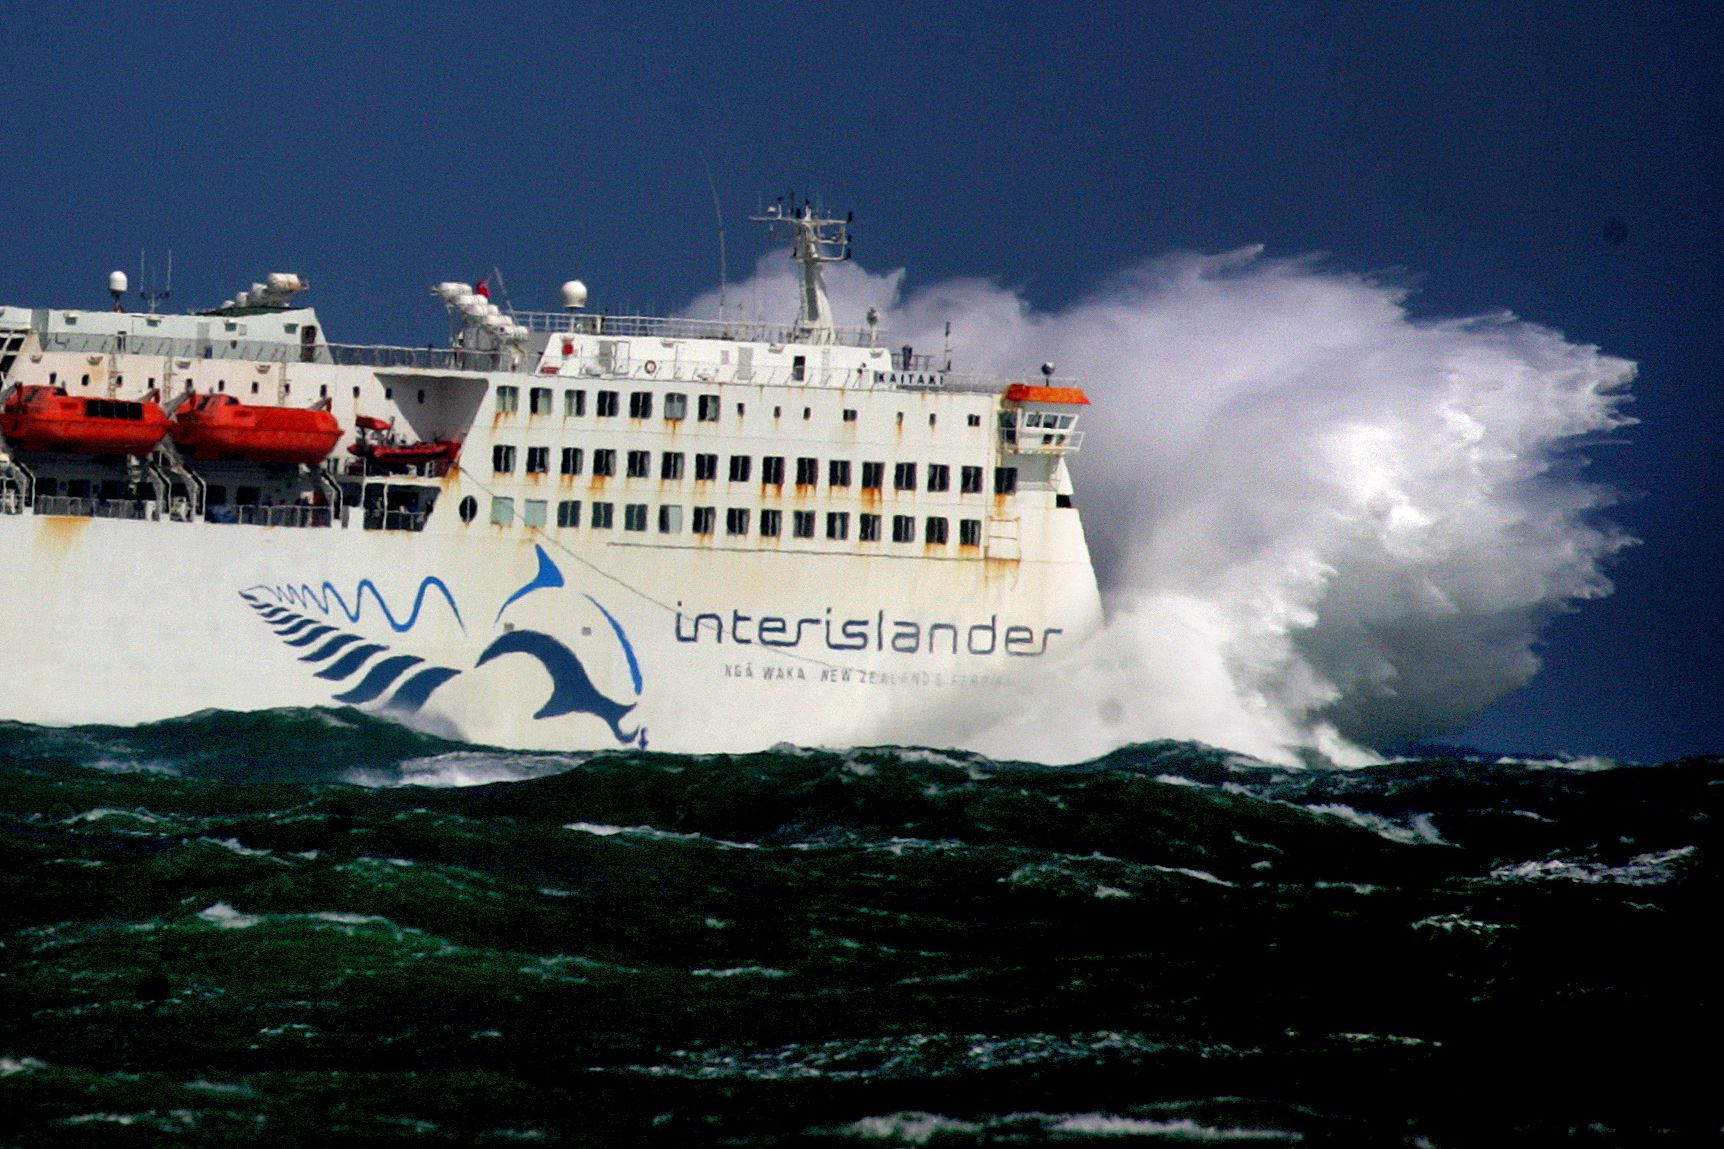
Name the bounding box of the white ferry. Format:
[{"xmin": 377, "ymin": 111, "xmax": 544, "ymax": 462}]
[{"xmin": 0, "ymin": 206, "xmax": 1102, "ymax": 752}]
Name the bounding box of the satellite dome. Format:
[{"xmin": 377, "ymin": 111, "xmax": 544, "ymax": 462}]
[{"xmin": 561, "ymin": 280, "xmax": 588, "ymax": 309}]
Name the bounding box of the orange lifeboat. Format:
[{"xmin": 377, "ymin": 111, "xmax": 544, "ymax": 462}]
[
  {"xmin": 171, "ymin": 394, "xmax": 342, "ymax": 465},
  {"xmin": 0, "ymin": 385, "xmax": 171, "ymax": 455},
  {"xmin": 347, "ymin": 415, "xmax": 462, "ymax": 473}
]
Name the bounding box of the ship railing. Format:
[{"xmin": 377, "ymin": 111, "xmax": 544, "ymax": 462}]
[
  {"xmin": 338, "ymin": 457, "xmax": 456, "ymax": 480},
  {"xmin": 205, "ymin": 504, "xmax": 332, "ymax": 528},
  {"xmin": 31, "ymin": 495, "xmax": 156, "ymax": 519},
  {"xmin": 511, "ymin": 310, "xmax": 878, "ymax": 348},
  {"xmin": 39, "ymin": 331, "xmax": 308, "ymax": 364},
  {"xmin": 361, "ymin": 508, "xmax": 429, "ymax": 532}
]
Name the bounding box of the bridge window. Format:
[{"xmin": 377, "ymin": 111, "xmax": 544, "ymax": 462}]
[
  {"xmin": 698, "ymin": 395, "xmax": 720, "ymax": 422},
  {"xmin": 826, "ymin": 512, "xmax": 849, "ymax": 541},
  {"xmin": 629, "ymin": 391, "xmax": 653, "ymax": 418},
  {"xmin": 564, "ymin": 389, "xmax": 586, "ymax": 416},
  {"xmin": 560, "ymin": 447, "xmax": 584, "ymax": 475},
  {"xmin": 925, "ymin": 517, "xmax": 949, "ymax": 545},
  {"xmin": 927, "ymin": 464, "xmax": 950, "ymax": 493},
  {"xmin": 726, "ymin": 507, "xmax": 750, "ymax": 536},
  {"xmin": 960, "ymin": 518, "xmax": 981, "ymax": 547},
  {"xmin": 695, "ymin": 453, "xmax": 718, "ymax": 481},
  {"xmin": 624, "ymin": 503, "xmax": 648, "ymax": 531},
  {"xmin": 495, "ymin": 385, "xmax": 519, "ymax": 414},
  {"xmin": 892, "ymin": 514, "xmax": 915, "ymax": 543},
  {"xmin": 592, "ymin": 449, "xmax": 615, "ymax": 477},
  {"xmin": 761, "ymin": 456, "xmax": 785, "ymax": 485},
  {"xmin": 627, "ymin": 450, "xmax": 651, "ymax": 478},
  {"xmin": 693, "ymin": 506, "xmax": 715, "ymax": 535},
  {"xmin": 664, "ymin": 393, "xmax": 687, "ymax": 420},
  {"xmin": 556, "ymin": 500, "xmax": 581, "ymax": 528},
  {"xmin": 862, "ymin": 462, "xmax": 884, "ymax": 490},
  {"xmin": 994, "ymin": 466, "xmax": 1018, "ymax": 495},
  {"xmin": 591, "ymin": 501, "xmax": 614, "ymax": 529},
  {"xmin": 526, "ymin": 447, "xmax": 549, "ymax": 474},
  {"xmin": 792, "ymin": 355, "xmax": 806, "ymax": 382},
  {"xmin": 530, "ymin": 387, "xmax": 552, "ymax": 415},
  {"xmin": 795, "ymin": 457, "xmax": 818, "ymax": 487},
  {"xmin": 793, "ymin": 510, "xmax": 815, "ymax": 539},
  {"xmin": 894, "ymin": 463, "xmax": 917, "ymax": 491},
  {"xmin": 597, "ymin": 390, "xmax": 618, "ymax": 417},
  {"xmin": 661, "ymin": 452, "xmax": 685, "ymax": 480},
  {"xmin": 492, "ymin": 445, "xmax": 515, "ymax": 473},
  {"xmin": 859, "ymin": 513, "xmax": 881, "ymax": 542},
  {"xmin": 760, "ymin": 509, "xmax": 782, "ymax": 538},
  {"xmin": 829, "ymin": 460, "xmax": 851, "ymax": 488},
  {"xmin": 961, "ymin": 466, "xmax": 983, "ymax": 494},
  {"xmin": 728, "ymin": 455, "xmax": 752, "ymax": 483}
]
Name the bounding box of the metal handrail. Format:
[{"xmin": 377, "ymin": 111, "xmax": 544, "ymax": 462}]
[{"xmin": 511, "ymin": 309, "xmax": 879, "ymax": 348}]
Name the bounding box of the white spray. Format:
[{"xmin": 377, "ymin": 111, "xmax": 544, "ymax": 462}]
[{"xmin": 689, "ymin": 247, "xmax": 1635, "ymax": 765}]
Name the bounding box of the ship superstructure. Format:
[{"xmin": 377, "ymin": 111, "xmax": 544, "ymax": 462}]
[{"xmin": 0, "ymin": 207, "xmax": 1102, "ymax": 752}]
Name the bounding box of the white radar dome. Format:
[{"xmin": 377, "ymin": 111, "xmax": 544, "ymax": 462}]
[
  {"xmin": 267, "ymin": 273, "xmax": 302, "ymax": 293},
  {"xmin": 107, "ymin": 270, "xmax": 128, "ymax": 295},
  {"xmin": 561, "ymin": 280, "xmax": 588, "ymax": 309}
]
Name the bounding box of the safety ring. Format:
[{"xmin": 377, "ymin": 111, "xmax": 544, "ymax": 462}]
[{"xmin": 643, "ymin": 360, "xmax": 658, "ymax": 375}]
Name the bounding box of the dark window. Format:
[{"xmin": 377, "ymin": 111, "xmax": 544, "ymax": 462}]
[
  {"xmin": 859, "ymin": 513, "xmax": 881, "ymax": 542},
  {"xmin": 927, "ymin": 464, "xmax": 950, "ymax": 492},
  {"xmin": 791, "ymin": 355, "xmax": 806, "ymax": 381},
  {"xmin": 458, "ymin": 495, "xmax": 477, "ymax": 523},
  {"xmin": 565, "ymin": 389, "xmax": 586, "ymax": 416},
  {"xmin": 695, "ymin": 453, "xmax": 718, "ymax": 481},
  {"xmin": 967, "ymin": 413, "xmax": 981, "ymax": 427},
  {"xmin": 828, "ymin": 459, "xmax": 851, "ymax": 488},
  {"xmin": 795, "ymin": 457, "xmax": 818, "ymax": 486},
  {"xmin": 826, "ymin": 512, "xmax": 849, "ymax": 540},
  {"xmin": 658, "ymin": 505, "xmax": 683, "ymax": 533},
  {"xmin": 557, "ymin": 500, "xmax": 581, "ymax": 528},
  {"xmin": 925, "ymin": 517, "xmax": 949, "ymax": 545},
  {"xmin": 726, "ymin": 507, "xmax": 750, "ymax": 536},
  {"xmin": 591, "ymin": 502, "xmax": 614, "ymax": 529},
  {"xmin": 697, "ymin": 394, "xmax": 720, "ymax": 421},
  {"xmin": 842, "ymin": 408, "xmax": 857, "ymax": 423},
  {"xmin": 664, "ymin": 393, "xmax": 687, "ymax": 420},
  {"xmin": 561, "ymin": 447, "xmax": 584, "ymax": 475},
  {"xmin": 892, "ymin": 514, "xmax": 915, "ymax": 543},
  {"xmin": 959, "ymin": 518, "xmax": 981, "ymax": 546},
  {"xmin": 760, "ymin": 509, "xmax": 782, "ymax": 537},
  {"xmin": 597, "ymin": 390, "xmax": 619, "ymax": 417},
  {"xmin": 861, "ymin": 461, "xmax": 884, "ymax": 490},
  {"xmin": 994, "ymin": 466, "xmax": 1018, "ymax": 495},
  {"xmin": 692, "ymin": 506, "xmax": 715, "ymax": 535},
  {"xmin": 492, "ymin": 445, "xmax": 516, "ymax": 473},
  {"xmin": 629, "ymin": 391, "xmax": 652, "ymax": 418},
  {"xmin": 661, "ymin": 452, "xmax": 685, "ymax": 480},
  {"xmin": 592, "ymin": 449, "xmax": 616, "ymax": 477},
  {"xmin": 793, "ymin": 510, "xmax": 816, "ymax": 538},
  {"xmin": 894, "ymin": 462, "xmax": 917, "ymax": 491},
  {"xmin": 526, "ymin": 447, "xmax": 549, "ymax": 474},
  {"xmin": 961, "ymin": 465, "xmax": 983, "ymax": 493},
  {"xmin": 624, "ymin": 504, "xmax": 648, "ymax": 531},
  {"xmin": 761, "ymin": 456, "xmax": 785, "ymax": 485},
  {"xmin": 627, "ymin": 450, "xmax": 651, "ymax": 478},
  {"xmin": 530, "ymin": 387, "xmax": 553, "ymax": 415},
  {"xmin": 728, "ymin": 455, "xmax": 752, "ymax": 483}
]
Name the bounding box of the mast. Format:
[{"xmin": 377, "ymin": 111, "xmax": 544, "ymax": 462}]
[{"xmin": 751, "ymin": 198, "xmax": 851, "ymax": 344}]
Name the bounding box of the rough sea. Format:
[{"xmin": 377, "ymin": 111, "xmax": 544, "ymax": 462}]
[{"xmin": 1, "ymin": 709, "xmax": 1716, "ymax": 1146}]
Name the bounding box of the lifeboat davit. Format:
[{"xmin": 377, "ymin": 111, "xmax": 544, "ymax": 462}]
[
  {"xmin": 348, "ymin": 414, "xmax": 462, "ymax": 472},
  {"xmin": 171, "ymin": 394, "xmax": 342, "ymax": 465},
  {"xmin": 0, "ymin": 385, "xmax": 171, "ymax": 455}
]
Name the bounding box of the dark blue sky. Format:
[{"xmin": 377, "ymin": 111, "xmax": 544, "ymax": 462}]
[{"xmin": 2, "ymin": 3, "xmax": 1718, "ymax": 761}]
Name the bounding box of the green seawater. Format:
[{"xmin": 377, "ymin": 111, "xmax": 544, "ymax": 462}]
[{"xmin": 1, "ymin": 710, "xmax": 1719, "ymax": 1146}]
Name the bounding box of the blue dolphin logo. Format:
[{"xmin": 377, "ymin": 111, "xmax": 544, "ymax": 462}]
[{"xmin": 475, "ymin": 629, "xmax": 641, "ymax": 745}]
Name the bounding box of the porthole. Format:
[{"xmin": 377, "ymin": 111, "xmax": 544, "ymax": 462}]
[{"xmin": 458, "ymin": 495, "xmax": 478, "ymax": 524}]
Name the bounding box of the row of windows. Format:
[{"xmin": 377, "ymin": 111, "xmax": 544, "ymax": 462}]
[
  {"xmin": 487, "ymin": 497, "xmax": 983, "ymax": 546},
  {"xmin": 491, "ymin": 445, "xmax": 1018, "ymax": 494},
  {"xmin": 494, "ymin": 385, "xmax": 984, "ymax": 430}
]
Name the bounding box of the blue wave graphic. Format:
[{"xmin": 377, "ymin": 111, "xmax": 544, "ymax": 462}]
[
  {"xmin": 584, "ymin": 595, "xmax": 644, "ymax": 695},
  {"xmin": 314, "ymin": 644, "xmax": 389, "ymax": 681},
  {"xmin": 301, "ymin": 633, "xmax": 363, "ymax": 663},
  {"xmin": 333, "ymin": 655, "xmax": 426, "ymax": 705},
  {"xmin": 496, "ymin": 545, "xmax": 566, "ymax": 624},
  {"xmin": 244, "ymin": 578, "xmax": 466, "ymax": 635}
]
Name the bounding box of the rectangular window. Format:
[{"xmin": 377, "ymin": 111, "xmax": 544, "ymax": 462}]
[
  {"xmin": 664, "ymin": 393, "xmax": 687, "ymax": 420},
  {"xmin": 791, "ymin": 354, "xmax": 806, "ymax": 381},
  {"xmin": 967, "ymin": 413, "xmax": 982, "ymax": 427},
  {"xmin": 530, "ymin": 387, "xmax": 552, "ymax": 415},
  {"xmin": 862, "ymin": 461, "xmax": 884, "ymax": 490},
  {"xmin": 725, "ymin": 507, "xmax": 751, "ymax": 536},
  {"xmin": 695, "ymin": 453, "xmax": 718, "ymax": 481},
  {"xmin": 795, "ymin": 456, "xmax": 819, "ymax": 486},
  {"xmin": 629, "ymin": 391, "xmax": 653, "ymax": 419},
  {"xmin": 592, "ymin": 449, "xmax": 616, "ymax": 477},
  {"xmin": 526, "ymin": 446, "xmax": 549, "ymax": 474},
  {"xmin": 661, "ymin": 452, "xmax": 685, "ymax": 480},
  {"xmin": 761, "ymin": 456, "xmax": 785, "ymax": 485},
  {"xmin": 492, "ymin": 444, "xmax": 516, "ymax": 473},
  {"xmin": 597, "ymin": 390, "xmax": 619, "ymax": 417},
  {"xmin": 624, "ymin": 503, "xmax": 648, "ymax": 532},
  {"xmin": 961, "ymin": 465, "xmax": 983, "ymax": 494},
  {"xmin": 693, "ymin": 506, "xmax": 715, "ymax": 535},
  {"xmin": 490, "ymin": 496, "xmax": 514, "ymax": 526},
  {"xmin": 994, "ymin": 466, "xmax": 1018, "ymax": 495},
  {"xmin": 793, "ymin": 510, "xmax": 816, "ymax": 539},
  {"xmin": 826, "ymin": 512, "xmax": 849, "ymax": 540},
  {"xmin": 659, "ymin": 504, "xmax": 683, "ymax": 534},
  {"xmin": 524, "ymin": 499, "xmax": 547, "ymax": 528},
  {"xmin": 728, "ymin": 455, "xmax": 752, "ymax": 483},
  {"xmin": 591, "ymin": 501, "xmax": 614, "ymax": 529},
  {"xmin": 925, "ymin": 516, "xmax": 949, "ymax": 545},
  {"xmin": 927, "ymin": 464, "xmax": 950, "ymax": 492},
  {"xmin": 560, "ymin": 447, "xmax": 584, "ymax": 475},
  {"xmin": 828, "ymin": 459, "xmax": 851, "ymax": 488},
  {"xmin": 894, "ymin": 462, "xmax": 917, "ymax": 491},
  {"xmin": 564, "ymin": 389, "xmax": 586, "ymax": 417},
  {"xmin": 495, "ymin": 385, "xmax": 518, "ymax": 414},
  {"xmin": 627, "ymin": 450, "xmax": 651, "ymax": 478},
  {"xmin": 892, "ymin": 514, "xmax": 915, "ymax": 543},
  {"xmin": 697, "ymin": 394, "xmax": 720, "ymax": 422},
  {"xmin": 859, "ymin": 513, "xmax": 881, "ymax": 542},
  {"xmin": 959, "ymin": 518, "xmax": 982, "ymax": 546},
  {"xmin": 557, "ymin": 500, "xmax": 582, "ymax": 528},
  {"xmin": 760, "ymin": 508, "xmax": 782, "ymax": 537},
  {"xmin": 842, "ymin": 408, "xmax": 857, "ymax": 423}
]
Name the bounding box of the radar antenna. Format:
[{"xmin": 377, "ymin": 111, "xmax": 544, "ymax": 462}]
[
  {"xmin": 750, "ymin": 196, "xmax": 851, "ymax": 344},
  {"xmin": 701, "ymin": 155, "xmax": 728, "ymax": 330},
  {"xmin": 140, "ymin": 249, "xmax": 172, "ymax": 314}
]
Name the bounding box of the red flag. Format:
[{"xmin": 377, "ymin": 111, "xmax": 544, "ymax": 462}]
[{"xmin": 475, "ymin": 279, "xmax": 490, "ymax": 299}]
